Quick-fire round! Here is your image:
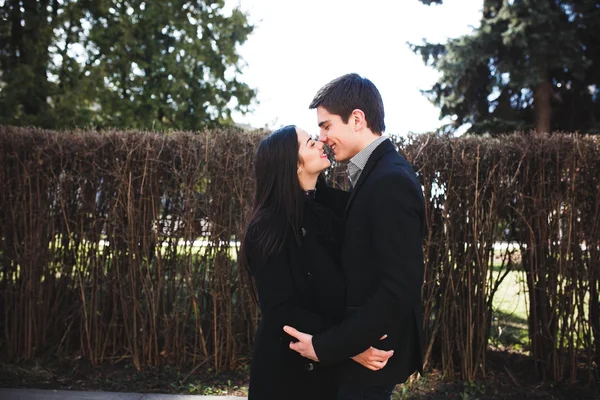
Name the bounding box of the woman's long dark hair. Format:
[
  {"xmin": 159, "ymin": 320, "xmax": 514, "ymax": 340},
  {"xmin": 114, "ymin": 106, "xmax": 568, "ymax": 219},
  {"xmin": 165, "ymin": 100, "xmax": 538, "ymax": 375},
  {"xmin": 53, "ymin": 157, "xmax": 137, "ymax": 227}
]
[{"xmin": 240, "ymin": 125, "xmax": 305, "ymax": 301}]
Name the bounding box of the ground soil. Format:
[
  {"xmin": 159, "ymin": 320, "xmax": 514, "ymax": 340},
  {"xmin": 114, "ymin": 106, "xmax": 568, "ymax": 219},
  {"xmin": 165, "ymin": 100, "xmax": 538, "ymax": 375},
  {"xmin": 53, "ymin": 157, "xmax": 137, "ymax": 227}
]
[{"xmin": 0, "ymin": 350, "xmax": 596, "ymax": 399}]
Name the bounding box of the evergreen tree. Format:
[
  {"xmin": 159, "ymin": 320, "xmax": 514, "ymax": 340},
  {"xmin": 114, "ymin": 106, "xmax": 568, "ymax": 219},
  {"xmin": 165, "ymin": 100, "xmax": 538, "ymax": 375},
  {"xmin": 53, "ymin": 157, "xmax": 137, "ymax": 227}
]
[
  {"xmin": 411, "ymin": 0, "xmax": 600, "ymax": 135},
  {"xmin": 0, "ymin": 0, "xmax": 256, "ymax": 130}
]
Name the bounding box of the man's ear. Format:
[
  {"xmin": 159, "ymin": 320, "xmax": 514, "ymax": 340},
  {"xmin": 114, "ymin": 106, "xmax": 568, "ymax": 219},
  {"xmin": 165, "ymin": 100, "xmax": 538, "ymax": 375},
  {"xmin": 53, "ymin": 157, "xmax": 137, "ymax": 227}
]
[{"xmin": 351, "ymin": 109, "xmax": 366, "ymax": 131}]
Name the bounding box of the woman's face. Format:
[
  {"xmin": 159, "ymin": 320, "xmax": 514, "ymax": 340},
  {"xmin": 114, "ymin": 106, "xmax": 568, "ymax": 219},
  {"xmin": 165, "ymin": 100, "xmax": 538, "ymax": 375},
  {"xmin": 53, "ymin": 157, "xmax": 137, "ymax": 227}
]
[{"xmin": 297, "ymin": 128, "xmax": 330, "ymax": 175}]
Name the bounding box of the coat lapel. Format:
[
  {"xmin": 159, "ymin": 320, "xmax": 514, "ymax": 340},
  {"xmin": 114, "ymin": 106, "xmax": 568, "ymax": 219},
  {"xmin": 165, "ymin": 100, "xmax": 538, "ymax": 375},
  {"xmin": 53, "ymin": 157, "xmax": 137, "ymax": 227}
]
[{"xmin": 344, "ymin": 139, "xmax": 396, "ymax": 219}]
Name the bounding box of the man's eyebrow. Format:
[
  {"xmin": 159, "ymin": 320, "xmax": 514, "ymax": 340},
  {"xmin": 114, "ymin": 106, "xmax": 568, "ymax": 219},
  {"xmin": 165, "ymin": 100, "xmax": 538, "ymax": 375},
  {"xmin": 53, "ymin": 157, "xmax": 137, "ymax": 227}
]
[{"xmin": 318, "ymin": 120, "xmax": 329, "ymax": 128}]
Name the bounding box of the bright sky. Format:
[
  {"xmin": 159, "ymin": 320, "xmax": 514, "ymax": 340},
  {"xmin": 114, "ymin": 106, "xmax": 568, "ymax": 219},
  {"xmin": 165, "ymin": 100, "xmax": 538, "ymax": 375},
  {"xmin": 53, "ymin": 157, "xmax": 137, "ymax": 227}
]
[{"xmin": 229, "ymin": 0, "xmax": 481, "ymax": 137}]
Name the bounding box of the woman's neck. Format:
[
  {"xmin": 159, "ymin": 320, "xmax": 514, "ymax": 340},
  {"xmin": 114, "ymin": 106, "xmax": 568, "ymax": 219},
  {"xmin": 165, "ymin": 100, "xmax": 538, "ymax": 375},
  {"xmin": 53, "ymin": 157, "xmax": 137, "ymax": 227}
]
[{"xmin": 299, "ymin": 174, "xmax": 318, "ymax": 191}]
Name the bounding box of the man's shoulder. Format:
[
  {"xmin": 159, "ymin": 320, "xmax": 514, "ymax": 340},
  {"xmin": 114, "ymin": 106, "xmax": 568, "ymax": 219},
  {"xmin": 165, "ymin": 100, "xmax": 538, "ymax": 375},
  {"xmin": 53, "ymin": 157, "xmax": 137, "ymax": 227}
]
[
  {"xmin": 368, "ymin": 156, "xmax": 423, "ymax": 198},
  {"xmin": 369, "ymin": 168, "xmax": 414, "ymax": 190},
  {"xmin": 383, "ymin": 146, "xmax": 411, "ymax": 165},
  {"xmin": 372, "ymin": 152, "xmax": 414, "ymax": 180}
]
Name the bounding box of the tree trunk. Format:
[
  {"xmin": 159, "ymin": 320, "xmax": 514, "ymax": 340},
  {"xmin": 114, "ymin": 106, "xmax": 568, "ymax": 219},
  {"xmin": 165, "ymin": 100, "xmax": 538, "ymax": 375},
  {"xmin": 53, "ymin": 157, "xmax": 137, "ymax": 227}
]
[{"xmin": 534, "ymin": 75, "xmax": 553, "ymax": 133}]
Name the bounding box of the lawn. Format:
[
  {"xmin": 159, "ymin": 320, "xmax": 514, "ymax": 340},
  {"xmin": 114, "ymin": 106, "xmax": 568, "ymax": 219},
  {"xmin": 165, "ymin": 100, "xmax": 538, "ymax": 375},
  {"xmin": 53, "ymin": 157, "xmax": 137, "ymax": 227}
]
[{"xmin": 490, "ymin": 269, "xmax": 530, "ymax": 350}]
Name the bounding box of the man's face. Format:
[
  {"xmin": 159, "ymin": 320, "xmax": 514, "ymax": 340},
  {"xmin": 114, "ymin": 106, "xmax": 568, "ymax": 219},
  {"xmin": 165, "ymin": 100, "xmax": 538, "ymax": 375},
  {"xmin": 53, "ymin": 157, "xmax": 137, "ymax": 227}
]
[{"xmin": 316, "ymin": 106, "xmax": 360, "ymax": 162}]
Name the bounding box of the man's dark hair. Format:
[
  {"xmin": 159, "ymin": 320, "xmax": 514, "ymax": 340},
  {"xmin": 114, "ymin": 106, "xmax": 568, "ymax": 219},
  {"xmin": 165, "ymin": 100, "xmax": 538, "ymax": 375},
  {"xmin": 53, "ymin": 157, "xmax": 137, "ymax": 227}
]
[{"xmin": 309, "ymin": 73, "xmax": 385, "ymax": 134}]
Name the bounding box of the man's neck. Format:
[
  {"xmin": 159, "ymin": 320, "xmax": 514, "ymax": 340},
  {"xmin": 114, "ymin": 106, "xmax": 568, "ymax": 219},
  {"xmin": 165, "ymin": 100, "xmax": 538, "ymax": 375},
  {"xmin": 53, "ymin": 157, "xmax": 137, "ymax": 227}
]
[{"xmin": 356, "ymin": 132, "xmax": 382, "ymax": 154}]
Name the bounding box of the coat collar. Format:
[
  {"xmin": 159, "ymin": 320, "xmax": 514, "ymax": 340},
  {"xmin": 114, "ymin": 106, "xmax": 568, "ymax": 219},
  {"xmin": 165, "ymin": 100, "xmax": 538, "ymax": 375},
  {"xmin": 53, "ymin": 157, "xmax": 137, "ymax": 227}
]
[{"xmin": 344, "ymin": 139, "xmax": 396, "ymax": 218}]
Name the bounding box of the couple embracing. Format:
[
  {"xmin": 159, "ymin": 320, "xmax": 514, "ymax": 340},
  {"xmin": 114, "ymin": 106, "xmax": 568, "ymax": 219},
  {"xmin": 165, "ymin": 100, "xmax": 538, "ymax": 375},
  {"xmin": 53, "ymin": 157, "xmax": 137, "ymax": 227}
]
[{"xmin": 240, "ymin": 73, "xmax": 425, "ymax": 400}]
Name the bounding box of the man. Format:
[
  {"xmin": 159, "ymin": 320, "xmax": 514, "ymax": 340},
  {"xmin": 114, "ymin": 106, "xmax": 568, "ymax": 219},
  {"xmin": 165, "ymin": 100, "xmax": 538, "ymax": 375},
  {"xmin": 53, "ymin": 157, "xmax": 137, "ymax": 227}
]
[{"xmin": 284, "ymin": 73, "xmax": 425, "ymax": 400}]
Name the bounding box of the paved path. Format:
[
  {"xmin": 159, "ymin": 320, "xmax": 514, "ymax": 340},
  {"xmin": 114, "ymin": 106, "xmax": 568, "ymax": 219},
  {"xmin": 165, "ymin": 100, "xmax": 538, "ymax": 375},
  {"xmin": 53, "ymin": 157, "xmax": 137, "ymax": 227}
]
[{"xmin": 0, "ymin": 389, "xmax": 247, "ymax": 400}]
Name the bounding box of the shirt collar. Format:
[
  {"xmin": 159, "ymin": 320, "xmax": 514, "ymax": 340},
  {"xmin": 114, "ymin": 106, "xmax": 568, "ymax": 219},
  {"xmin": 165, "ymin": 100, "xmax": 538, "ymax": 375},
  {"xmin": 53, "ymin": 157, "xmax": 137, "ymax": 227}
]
[{"xmin": 347, "ymin": 136, "xmax": 389, "ymax": 186}]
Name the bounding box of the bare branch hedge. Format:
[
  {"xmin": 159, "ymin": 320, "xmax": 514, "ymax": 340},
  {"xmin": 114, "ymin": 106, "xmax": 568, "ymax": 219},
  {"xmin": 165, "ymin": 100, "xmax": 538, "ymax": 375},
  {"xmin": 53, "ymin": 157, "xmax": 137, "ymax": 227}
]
[{"xmin": 0, "ymin": 126, "xmax": 597, "ymax": 383}]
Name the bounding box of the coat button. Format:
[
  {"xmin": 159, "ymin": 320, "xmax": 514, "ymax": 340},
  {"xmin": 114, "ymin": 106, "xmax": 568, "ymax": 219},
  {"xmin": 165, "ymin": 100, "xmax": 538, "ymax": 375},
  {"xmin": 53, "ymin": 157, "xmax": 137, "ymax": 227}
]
[
  {"xmin": 305, "ymin": 362, "xmax": 314, "ymax": 371},
  {"xmin": 301, "ymin": 228, "xmax": 306, "ymax": 236}
]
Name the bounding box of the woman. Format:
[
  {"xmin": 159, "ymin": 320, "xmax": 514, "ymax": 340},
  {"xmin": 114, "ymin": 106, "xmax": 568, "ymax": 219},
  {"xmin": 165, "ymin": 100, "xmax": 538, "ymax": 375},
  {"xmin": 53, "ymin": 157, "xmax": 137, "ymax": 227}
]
[{"xmin": 241, "ymin": 125, "xmax": 387, "ymax": 400}]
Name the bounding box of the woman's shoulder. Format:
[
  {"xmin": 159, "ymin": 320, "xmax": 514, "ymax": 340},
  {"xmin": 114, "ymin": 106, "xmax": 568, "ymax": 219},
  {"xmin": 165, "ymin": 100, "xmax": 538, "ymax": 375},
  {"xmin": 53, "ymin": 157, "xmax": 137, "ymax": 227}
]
[
  {"xmin": 244, "ymin": 215, "xmax": 293, "ymax": 264},
  {"xmin": 244, "ymin": 219, "xmax": 270, "ymax": 254}
]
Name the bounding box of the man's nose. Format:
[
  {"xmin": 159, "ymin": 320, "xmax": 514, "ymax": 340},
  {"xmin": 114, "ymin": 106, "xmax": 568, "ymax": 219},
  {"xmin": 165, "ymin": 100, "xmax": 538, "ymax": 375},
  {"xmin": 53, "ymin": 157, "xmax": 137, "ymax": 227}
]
[{"xmin": 318, "ymin": 132, "xmax": 328, "ymax": 142}]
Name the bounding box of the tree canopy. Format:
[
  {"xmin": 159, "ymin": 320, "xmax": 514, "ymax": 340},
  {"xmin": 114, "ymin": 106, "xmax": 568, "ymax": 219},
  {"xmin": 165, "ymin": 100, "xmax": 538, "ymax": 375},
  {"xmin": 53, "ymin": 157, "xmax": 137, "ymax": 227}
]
[
  {"xmin": 412, "ymin": 0, "xmax": 600, "ymax": 135},
  {"xmin": 0, "ymin": 0, "xmax": 256, "ymax": 130}
]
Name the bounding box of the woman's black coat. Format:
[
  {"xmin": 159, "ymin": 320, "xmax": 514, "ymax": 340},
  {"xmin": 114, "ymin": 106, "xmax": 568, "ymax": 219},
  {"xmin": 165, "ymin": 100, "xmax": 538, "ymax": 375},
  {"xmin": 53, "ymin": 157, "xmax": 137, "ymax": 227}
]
[{"xmin": 247, "ymin": 197, "xmax": 345, "ymax": 400}]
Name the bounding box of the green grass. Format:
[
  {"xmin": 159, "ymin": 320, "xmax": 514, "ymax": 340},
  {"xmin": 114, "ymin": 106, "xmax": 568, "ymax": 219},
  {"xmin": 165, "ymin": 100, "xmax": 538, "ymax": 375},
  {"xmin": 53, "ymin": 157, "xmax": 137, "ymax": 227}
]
[
  {"xmin": 489, "ymin": 261, "xmax": 593, "ymax": 351},
  {"xmin": 490, "ymin": 269, "xmax": 530, "ymax": 350}
]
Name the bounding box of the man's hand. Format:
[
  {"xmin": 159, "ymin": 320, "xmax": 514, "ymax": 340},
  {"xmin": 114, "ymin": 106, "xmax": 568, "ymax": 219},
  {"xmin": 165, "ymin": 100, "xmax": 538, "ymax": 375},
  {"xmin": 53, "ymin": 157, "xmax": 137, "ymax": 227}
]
[
  {"xmin": 352, "ymin": 346, "xmax": 394, "ymax": 371},
  {"xmin": 351, "ymin": 334, "xmax": 393, "ymax": 371},
  {"xmin": 283, "ymin": 325, "xmax": 319, "ymax": 362}
]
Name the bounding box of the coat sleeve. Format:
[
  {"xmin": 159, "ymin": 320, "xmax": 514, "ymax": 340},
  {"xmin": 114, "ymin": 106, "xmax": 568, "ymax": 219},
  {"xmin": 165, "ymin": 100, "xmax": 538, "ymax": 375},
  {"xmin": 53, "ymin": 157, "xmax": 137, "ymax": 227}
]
[
  {"xmin": 250, "ymin": 242, "xmax": 334, "ymax": 336},
  {"xmin": 312, "ymin": 172, "xmax": 424, "ymax": 365},
  {"xmin": 315, "ymin": 178, "xmax": 350, "ymax": 219}
]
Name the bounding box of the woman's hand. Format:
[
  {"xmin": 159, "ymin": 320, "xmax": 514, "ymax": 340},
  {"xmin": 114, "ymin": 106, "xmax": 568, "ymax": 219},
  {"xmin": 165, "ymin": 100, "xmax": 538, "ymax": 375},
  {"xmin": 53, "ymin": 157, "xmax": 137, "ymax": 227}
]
[{"xmin": 351, "ymin": 335, "xmax": 394, "ymax": 371}]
